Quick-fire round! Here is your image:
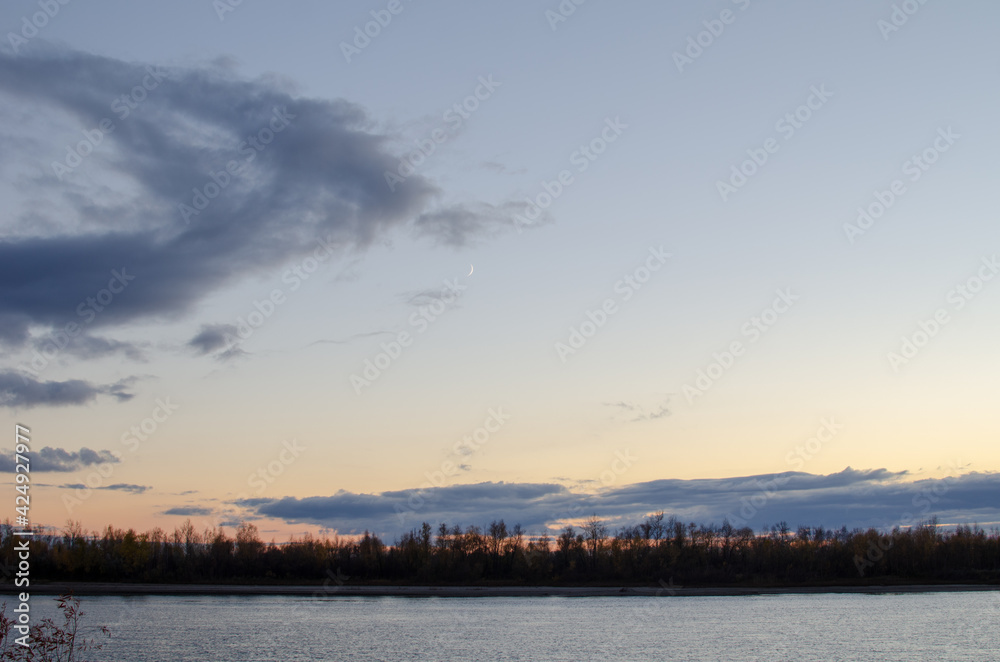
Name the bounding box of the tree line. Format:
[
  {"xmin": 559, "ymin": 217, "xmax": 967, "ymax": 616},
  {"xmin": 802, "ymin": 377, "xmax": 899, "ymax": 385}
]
[{"xmin": 2, "ymin": 514, "xmax": 998, "ymax": 586}]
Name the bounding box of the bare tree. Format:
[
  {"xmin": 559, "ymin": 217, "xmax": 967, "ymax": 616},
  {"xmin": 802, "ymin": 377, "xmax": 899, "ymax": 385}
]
[{"xmin": 584, "ymin": 515, "xmax": 608, "ymax": 565}]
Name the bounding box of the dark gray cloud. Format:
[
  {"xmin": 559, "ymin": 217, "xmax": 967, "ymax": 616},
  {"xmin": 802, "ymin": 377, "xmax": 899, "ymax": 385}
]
[
  {"xmin": 413, "ymin": 201, "xmax": 546, "ymax": 246},
  {"xmin": 163, "ymin": 506, "xmax": 213, "ymax": 517},
  {"xmin": 0, "ymin": 445, "xmax": 120, "ymax": 472},
  {"xmin": 33, "ymin": 334, "xmax": 148, "ymax": 362},
  {"xmin": 0, "ymin": 46, "xmax": 521, "ymax": 402},
  {"xmin": 238, "ymin": 468, "xmax": 1000, "ymax": 538},
  {"xmin": 61, "ymin": 483, "xmax": 150, "ymax": 495},
  {"xmin": 187, "ymin": 323, "xmax": 246, "ymax": 361},
  {"xmin": 0, "ymin": 371, "xmax": 134, "ymax": 408},
  {"xmin": 188, "ymin": 324, "xmax": 235, "ymax": 355},
  {"xmin": 0, "ymin": 47, "xmax": 430, "ymax": 341}
]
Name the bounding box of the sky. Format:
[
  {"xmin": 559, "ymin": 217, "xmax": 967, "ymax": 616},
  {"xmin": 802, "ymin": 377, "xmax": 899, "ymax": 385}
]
[{"xmin": 1, "ymin": 0, "xmax": 999, "ymax": 541}]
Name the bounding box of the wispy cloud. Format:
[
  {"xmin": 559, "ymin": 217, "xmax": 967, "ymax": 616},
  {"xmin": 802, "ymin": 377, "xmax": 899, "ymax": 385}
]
[
  {"xmin": 305, "ymin": 330, "xmax": 396, "ymax": 347},
  {"xmin": 61, "ymin": 483, "xmax": 150, "ymax": 495},
  {"xmin": 413, "ymin": 200, "xmax": 547, "ymax": 246},
  {"xmin": 162, "ymin": 506, "xmax": 213, "ymax": 517},
  {"xmin": 605, "ymin": 399, "xmax": 672, "ymax": 423}
]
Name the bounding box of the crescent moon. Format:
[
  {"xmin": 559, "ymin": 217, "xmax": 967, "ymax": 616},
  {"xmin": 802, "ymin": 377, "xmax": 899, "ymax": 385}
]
[{"xmin": 467, "ymin": 264, "xmax": 474, "ymax": 276}]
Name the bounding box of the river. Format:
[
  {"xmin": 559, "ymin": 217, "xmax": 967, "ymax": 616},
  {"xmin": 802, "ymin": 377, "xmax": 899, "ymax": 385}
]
[{"xmin": 4, "ymin": 590, "xmax": 999, "ymax": 660}]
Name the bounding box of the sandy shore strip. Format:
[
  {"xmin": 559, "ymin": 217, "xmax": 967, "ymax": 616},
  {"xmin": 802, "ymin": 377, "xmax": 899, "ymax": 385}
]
[{"xmin": 3, "ymin": 583, "xmax": 998, "ymax": 598}]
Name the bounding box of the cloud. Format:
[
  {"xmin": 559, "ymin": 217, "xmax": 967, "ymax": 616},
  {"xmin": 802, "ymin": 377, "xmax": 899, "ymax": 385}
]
[
  {"xmin": 237, "ymin": 468, "xmax": 1000, "ymax": 538},
  {"xmin": 187, "ymin": 323, "xmax": 247, "ymax": 361},
  {"xmin": 61, "ymin": 483, "xmax": 150, "ymax": 495},
  {"xmin": 413, "ymin": 200, "xmax": 547, "ymax": 246},
  {"xmin": 188, "ymin": 324, "xmax": 236, "ymax": 354},
  {"xmin": 0, "ymin": 445, "xmax": 120, "ymax": 472},
  {"xmin": 480, "ymin": 161, "xmax": 526, "ymax": 175},
  {"xmin": 0, "ymin": 372, "xmax": 134, "ymax": 408},
  {"xmin": 305, "ymin": 330, "xmax": 395, "ymax": 348},
  {"xmin": 605, "ymin": 399, "xmax": 672, "ymax": 423},
  {"xmin": 31, "ymin": 334, "xmax": 147, "ymax": 362},
  {"xmin": 163, "ymin": 506, "xmax": 213, "ymax": 517},
  {"xmin": 0, "ymin": 46, "xmax": 525, "ymax": 399},
  {"xmin": 0, "ymin": 47, "xmax": 429, "ymax": 341},
  {"xmin": 240, "ymin": 482, "xmax": 568, "ymax": 535}
]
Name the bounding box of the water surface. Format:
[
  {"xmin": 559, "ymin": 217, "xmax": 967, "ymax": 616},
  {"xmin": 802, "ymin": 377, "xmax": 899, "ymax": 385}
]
[{"xmin": 7, "ymin": 591, "xmax": 999, "ymax": 661}]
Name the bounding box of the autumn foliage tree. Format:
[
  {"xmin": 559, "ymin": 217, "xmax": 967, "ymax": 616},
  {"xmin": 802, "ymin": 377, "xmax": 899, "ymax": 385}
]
[{"xmin": 2, "ymin": 516, "xmax": 998, "ymax": 587}]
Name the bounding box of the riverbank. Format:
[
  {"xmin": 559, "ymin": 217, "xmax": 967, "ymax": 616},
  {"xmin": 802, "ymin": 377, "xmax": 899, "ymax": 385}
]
[{"xmin": 4, "ymin": 582, "xmax": 998, "ymax": 598}]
